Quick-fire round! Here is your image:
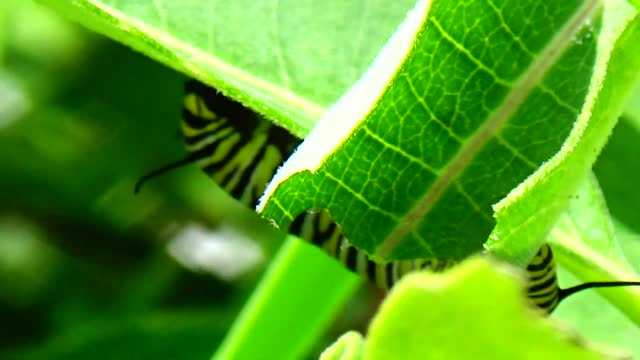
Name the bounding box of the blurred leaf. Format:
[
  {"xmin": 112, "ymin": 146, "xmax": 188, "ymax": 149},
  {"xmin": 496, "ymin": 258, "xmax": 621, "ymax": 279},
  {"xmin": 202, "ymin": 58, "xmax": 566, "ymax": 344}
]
[
  {"xmin": 1, "ymin": 4, "xmax": 257, "ymax": 356},
  {"xmin": 624, "ymin": 80, "xmax": 640, "ymax": 122},
  {"xmin": 320, "ymin": 332, "xmax": 363, "ymax": 360},
  {"xmin": 0, "ymin": 71, "xmax": 30, "ymax": 129},
  {"xmin": 0, "ymin": 39, "xmax": 185, "ymax": 231},
  {"xmin": 594, "ymin": 116, "xmax": 640, "ymax": 233},
  {"xmin": 594, "ymin": 80, "xmax": 640, "ymax": 232},
  {"xmin": 36, "ymin": 0, "xmax": 419, "ymax": 137},
  {"xmin": 4, "ymin": 1, "xmax": 89, "ymax": 68},
  {"xmin": 615, "ymin": 220, "xmax": 640, "ymax": 274},
  {"xmin": 548, "ymin": 174, "xmax": 640, "ymax": 327},
  {"xmin": 554, "ymin": 267, "xmax": 640, "ymax": 359},
  {"xmin": 0, "ymin": 217, "xmax": 62, "ymax": 306},
  {"xmin": 364, "ymin": 258, "xmax": 617, "ymax": 359},
  {"xmin": 5, "ymin": 311, "xmax": 231, "ymax": 360},
  {"xmin": 213, "ymin": 238, "xmax": 360, "ymax": 360}
]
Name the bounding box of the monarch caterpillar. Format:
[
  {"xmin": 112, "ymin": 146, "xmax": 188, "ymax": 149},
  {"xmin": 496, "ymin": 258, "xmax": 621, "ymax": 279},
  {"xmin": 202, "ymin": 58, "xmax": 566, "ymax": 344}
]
[{"xmin": 136, "ymin": 79, "xmax": 640, "ymax": 314}]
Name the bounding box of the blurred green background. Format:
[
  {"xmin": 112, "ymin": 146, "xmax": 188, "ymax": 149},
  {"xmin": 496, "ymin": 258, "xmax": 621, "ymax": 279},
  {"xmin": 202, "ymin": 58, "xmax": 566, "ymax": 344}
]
[
  {"xmin": 0, "ymin": 2, "xmax": 379, "ymax": 359},
  {"xmin": 1, "ymin": 1, "xmax": 640, "ymax": 359}
]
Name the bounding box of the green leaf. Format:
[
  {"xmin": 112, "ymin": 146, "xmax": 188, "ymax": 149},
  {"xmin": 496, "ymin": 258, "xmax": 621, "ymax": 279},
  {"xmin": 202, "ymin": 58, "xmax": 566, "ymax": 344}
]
[
  {"xmin": 320, "ymin": 332, "xmax": 364, "ymax": 360},
  {"xmin": 624, "ymin": 81, "xmax": 640, "ymax": 122},
  {"xmin": 260, "ymin": 0, "xmax": 621, "ymax": 263},
  {"xmin": 363, "ymin": 258, "xmax": 618, "ymax": 359},
  {"xmin": 615, "ymin": 220, "xmax": 640, "ymax": 274},
  {"xmin": 593, "ymin": 78, "xmax": 640, "ymax": 233},
  {"xmin": 487, "ymin": 0, "xmax": 640, "ymax": 266},
  {"xmin": 594, "ymin": 116, "xmax": 640, "ymax": 232},
  {"xmin": 554, "ymin": 266, "xmax": 640, "ymax": 359},
  {"xmin": 213, "ymin": 237, "xmax": 360, "ymax": 360},
  {"xmin": 548, "ymin": 174, "xmax": 640, "ymax": 326},
  {"xmin": 35, "ymin": 0, "xmax": 419, "ymax": 137}
]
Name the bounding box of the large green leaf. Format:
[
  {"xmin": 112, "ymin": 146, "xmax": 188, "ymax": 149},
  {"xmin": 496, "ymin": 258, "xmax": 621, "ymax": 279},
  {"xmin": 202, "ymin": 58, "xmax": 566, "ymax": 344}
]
[
  {"xmin": 213, "ymin": 238, "xmax": 360, "ymax": 360},
  {"xmin": 36, "ymin": 0, "xmax": 418, "ymax": 137},
  {"xmin": 260, "ymin": 0, "xmax": 632, "ymax": 263},
  {"xmin": 353, "ymin": 258, "xmax": 620, "ymax": 359}
]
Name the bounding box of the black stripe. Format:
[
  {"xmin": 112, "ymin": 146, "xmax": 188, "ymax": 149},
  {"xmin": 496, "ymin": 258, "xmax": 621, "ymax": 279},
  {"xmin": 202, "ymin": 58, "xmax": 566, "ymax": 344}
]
[
  {"xmin": 528, "ymin": 288, "xmax": 558, "ymax": 299},
  {"xmin": 186, "ymin": 79, "xmax": 263, "ymax": 138},
  {"xmin": 182, "ymin": 106, "xmax": 214, "ymax": 130},
  {"xmin": 311, "ymin": 214, "xmax": 337, "ymax": 247},
  {"xmin": 344, "ymin": 246, "xmax": 358, "ymax": 272},
  {"xmin": 366, "ymin": 258, "xmax": 377, "ymax": 283},
  {"xmin": 420, "ymin": 259, "xmax": 432, "ymax": 271},
  {"xmin": 528, "ymin": 265, "xmax": 553, "ymax": 281},
  {"xmin": 526, "ymin": 247, "xmax": 554, "ymax": 272},
  {"xmin": 267, "ymin": 123, "xmax": 301, "ymax": 156},
  {"xmin": 228, "ymin": 142, "xmax": 270, "ymax": 206},
  {"xmin": 183, "ymin": 125, "xmax": 233, "ymax": 146},
  {"xmin": 202, "ymin": 135, "xmax": 250, "ymax": 177},
  {"xmin": 188, "ymin": 81, "xmax": 260, "ymax": 132},
  {"xmin": 289, "ymin": 213, "xmax": 307, "ymax": 237},
  {"xmin": 187, "ymin": 134, "xmax": 237, "ymax": 165},
  {"xmin": 527, "ymin": 273, "xmax": 558, "ymax": 293},
  {"xmin": 185, "ymin": 78, "xmax": 211, "ymax": 96},
  {"xmin": 527, "ymin": 260, "xmax": 553, "ymax": 272},
  {"xmin": 385, "ymin": 263, "xmax": 395, "ymax": 289},
  {"xmin": 248, "ymin": 185, "xmax": 262, "ymax": 210},
  {"xmin": 535, "ymin": 297, "xmax": 559, "ymax": 311}
]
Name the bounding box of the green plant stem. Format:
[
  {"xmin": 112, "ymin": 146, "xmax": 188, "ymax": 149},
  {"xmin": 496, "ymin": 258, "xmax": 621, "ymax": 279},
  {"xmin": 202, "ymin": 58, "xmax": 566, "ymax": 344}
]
[{"xmin": 213, "ymin": 236, "xmax": 361, "ymax": 360}]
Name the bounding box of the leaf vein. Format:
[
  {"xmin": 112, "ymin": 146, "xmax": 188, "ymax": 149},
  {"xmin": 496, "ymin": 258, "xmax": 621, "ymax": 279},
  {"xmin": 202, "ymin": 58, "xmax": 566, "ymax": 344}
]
[
  {"xmin": 324, "ymin": 172, "xmax": 400, "ymax": 221},
  {"xmin": 404, "ymin": 73, "xmax": 466, "ymax": 143},
  {"xmin": 495, "ymin": 134, "xmax": 539, "ymax": 170},
  {"xmin": 429, "ymin": 17, "xmax": 511, "ymax": 87},
  {"xmin": 362, "ymin": 125, "xmax": 440, "ymax": 174},
  {"xmin": 376, "ymin": 0, "xmax": 601, "ymax": 258}
]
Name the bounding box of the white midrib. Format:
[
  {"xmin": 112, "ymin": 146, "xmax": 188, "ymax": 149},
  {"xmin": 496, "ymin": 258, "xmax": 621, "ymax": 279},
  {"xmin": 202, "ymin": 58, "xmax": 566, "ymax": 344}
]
[{"xmin": 376, "ymin": 0, "xmax": 603, "ymax": 258}]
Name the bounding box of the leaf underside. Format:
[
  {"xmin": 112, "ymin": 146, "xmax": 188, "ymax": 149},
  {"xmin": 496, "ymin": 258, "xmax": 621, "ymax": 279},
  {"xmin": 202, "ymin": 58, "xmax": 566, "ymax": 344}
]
[
  {"xmin": 261, "ymin": 0, "xmax": 603, "ymax": 262},
  {"xmin": 37, "ymin": 0, "xmax": 419, "ymax": 138}
]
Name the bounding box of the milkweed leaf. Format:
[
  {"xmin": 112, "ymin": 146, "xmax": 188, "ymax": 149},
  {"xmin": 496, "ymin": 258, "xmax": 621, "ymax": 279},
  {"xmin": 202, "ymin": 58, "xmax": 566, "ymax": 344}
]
[
  {"xmin": 357, "ymin": 258, "xmax": 623, "ymax": 359},
  {"xmin": 549, "ymin": 174, "xmax": 640, "ymax": 326},
  {"xmin": 545, "ymin": 175, "xmax": 640, "ymax": 356},
  {"xmin": 259, "ymin": 0, "xmax": 635, "ymax": 265},
  {"xmin": 487, "ymin": 0, "xmax": 640, "ymax": 265},
  {"xmin": 35, "ymin": 0, "xmax": 418, "ymax": 138}
]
